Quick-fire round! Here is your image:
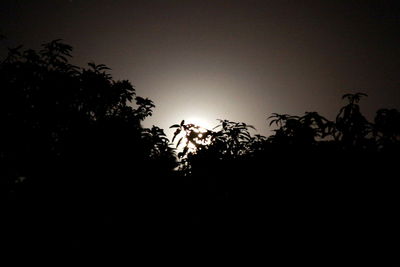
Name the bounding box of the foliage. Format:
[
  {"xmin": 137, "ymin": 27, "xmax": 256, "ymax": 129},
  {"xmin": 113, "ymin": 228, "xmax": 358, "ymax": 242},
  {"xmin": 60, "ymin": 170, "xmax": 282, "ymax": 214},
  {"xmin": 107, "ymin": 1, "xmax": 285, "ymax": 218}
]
[
  {"xmin": 172, "ymin": 92, "xmax": 399, "ymax": 179},
  {"xmin": 2, "ymin": 40, "xmax": 400, "ymax": 256},
  {"xmin": 0, "ymin": 40, "xmax": 183, "ymax": 254},
  {"xmin": 171, "ymin": 119, "xmax": 257, "ymax": 175},
  {"xmin": 374, "ymin": 108, "xmax": 400, "ymax": 150},
  {"xmin": 335, "ymin": 92, "xmax": 372, "ymax": 148},
  {"xmin": 0, "ymin": 39, "xmax": 177, "ymax": 194}
]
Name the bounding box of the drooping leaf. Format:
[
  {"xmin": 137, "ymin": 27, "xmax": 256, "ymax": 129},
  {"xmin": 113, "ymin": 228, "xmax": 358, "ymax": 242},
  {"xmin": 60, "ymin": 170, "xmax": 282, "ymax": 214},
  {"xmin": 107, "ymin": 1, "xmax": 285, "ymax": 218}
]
[
  {"xmin": 176, "ymin": 137, "xmax": 183, "ymax": 148},
  {"xmin": 247, "ymin": 124, "xmax": 256, "ymax": 130},
  {"xmin": 172, "ymin": 129, "xmax": 181, "ymax": 142},
  {"xmin": 97, "ymin": 64, "xmax": 111, "ymax": 71}
]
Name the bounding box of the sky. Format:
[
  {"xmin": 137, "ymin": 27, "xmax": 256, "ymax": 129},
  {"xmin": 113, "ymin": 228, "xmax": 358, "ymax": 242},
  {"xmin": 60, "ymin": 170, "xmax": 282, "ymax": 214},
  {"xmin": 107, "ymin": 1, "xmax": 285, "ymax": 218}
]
[{"xmin": 1, "ymin": 0, "xmax": 399, "ymax": 138}]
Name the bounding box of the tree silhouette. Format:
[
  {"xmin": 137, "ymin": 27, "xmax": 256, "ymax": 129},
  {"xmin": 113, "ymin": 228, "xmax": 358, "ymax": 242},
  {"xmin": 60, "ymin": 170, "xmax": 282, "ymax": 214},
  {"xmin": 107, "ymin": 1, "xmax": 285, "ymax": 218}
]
[
  {"xmin": 169, "ymin": 92, "xmax": 400, "ymax": 255},
  {"xmin": 2, "ymin": 39, "xmax": 399, "ymax": 262},
  {"xmin": 374, "ymin": 108, "xmax": 400, "ymax": 151},
  {"xmin": 0, "ymin": 40, "xmax": 179, "ymax": 254},
  {"xmin": 335, "ymin": 92, "xmax": 371, "ymax": 148}
]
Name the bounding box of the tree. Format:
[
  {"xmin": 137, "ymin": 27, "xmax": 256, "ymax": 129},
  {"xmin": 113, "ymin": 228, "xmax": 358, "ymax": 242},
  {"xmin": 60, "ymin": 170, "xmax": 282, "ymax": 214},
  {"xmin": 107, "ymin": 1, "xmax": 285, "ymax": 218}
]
[
  {"xmin": 335, "ymin": 92, "xmax": 371, "ymax": 148},
  {"xmin": 0, "ymin": 40, "xmax": 178, "ymax": 253},
  {"xmin": 374, "ymin": 108, "xmax": 400, "ymax": 151}
]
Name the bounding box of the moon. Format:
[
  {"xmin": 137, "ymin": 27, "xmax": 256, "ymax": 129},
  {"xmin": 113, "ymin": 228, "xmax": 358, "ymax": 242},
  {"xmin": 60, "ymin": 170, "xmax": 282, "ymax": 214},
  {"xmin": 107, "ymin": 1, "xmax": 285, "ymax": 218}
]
[{"xmin": 185, "ymin": 116, "xmax": 215, "ymax": 131}]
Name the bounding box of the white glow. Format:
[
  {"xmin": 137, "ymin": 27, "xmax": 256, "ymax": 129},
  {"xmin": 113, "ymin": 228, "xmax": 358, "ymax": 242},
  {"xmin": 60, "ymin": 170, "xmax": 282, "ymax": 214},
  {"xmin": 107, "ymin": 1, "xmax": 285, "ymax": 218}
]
[{"xmin": 185, "ymin": 116, "xmax": 214, "ymax": 131}]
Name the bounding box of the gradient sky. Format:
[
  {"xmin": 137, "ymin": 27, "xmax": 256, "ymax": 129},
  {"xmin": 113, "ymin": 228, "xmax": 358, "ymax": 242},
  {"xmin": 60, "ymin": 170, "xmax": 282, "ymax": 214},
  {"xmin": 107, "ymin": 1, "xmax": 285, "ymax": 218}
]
[{"xmin": 1, "ymin": 0, "xmax": 399, "ymax": 137}]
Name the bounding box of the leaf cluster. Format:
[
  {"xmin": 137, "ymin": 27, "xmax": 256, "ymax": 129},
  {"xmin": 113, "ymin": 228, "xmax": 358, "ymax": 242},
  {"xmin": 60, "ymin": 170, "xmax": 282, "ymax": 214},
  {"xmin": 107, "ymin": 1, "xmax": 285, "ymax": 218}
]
[
  {"xmin": 0, "ymin": 40, "xmax": 177, "ymax": 189},
  {"xmin": 173, "ymin": 92, "xmax": 400, "ymax": 177}
]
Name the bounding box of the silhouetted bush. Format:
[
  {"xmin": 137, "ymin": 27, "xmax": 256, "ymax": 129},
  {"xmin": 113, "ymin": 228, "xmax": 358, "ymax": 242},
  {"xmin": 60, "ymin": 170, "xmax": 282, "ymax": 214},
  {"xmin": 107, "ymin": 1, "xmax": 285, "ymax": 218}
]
[
  {"xmin": 171, "ymin": 93, "xmax": 400, "ymax": 257},
  {"xmin": 0, "ymin": 40, "xmax": 179, "ymax": 253},
  {"xmin": 1, "ymin": 40, "xmax": 399, "ymax": 261}
]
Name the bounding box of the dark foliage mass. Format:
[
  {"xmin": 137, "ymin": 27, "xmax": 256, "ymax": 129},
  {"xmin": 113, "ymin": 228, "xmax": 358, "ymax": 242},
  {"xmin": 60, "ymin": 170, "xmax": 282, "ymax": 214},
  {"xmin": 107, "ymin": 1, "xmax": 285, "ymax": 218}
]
[
  {"xmin": 1, "ymin": 41, "xmax": 399, "ymax": 263},
  {"xmin": 0, "ymin": 40, "xmax": 179, "ymax": 258}
]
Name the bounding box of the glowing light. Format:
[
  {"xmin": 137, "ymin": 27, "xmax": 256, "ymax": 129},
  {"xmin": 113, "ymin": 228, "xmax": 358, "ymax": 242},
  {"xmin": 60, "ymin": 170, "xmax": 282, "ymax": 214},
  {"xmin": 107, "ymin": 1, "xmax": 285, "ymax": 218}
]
[
  {"xmin": 185, "ymin": 116, "xmax": 214, "ymax": 131},
  {"xmin": 173, "ymin": 116, "xmax": 215, "ymax": 153}
]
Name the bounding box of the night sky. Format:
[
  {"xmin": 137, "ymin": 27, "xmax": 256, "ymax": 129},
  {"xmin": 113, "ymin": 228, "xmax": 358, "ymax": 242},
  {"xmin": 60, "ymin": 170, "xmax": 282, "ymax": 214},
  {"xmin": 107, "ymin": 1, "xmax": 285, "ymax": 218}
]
[{"xmin": 1, "ymin": 0, "xmax": 399, "ymax": 137}]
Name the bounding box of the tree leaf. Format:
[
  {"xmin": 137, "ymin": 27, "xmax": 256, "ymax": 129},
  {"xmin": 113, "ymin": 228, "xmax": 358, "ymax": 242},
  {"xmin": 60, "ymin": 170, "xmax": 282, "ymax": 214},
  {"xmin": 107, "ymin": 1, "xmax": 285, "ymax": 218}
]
[{"xmin": 176, "ymin": 137, "xmax": 183, "ymax": 148}]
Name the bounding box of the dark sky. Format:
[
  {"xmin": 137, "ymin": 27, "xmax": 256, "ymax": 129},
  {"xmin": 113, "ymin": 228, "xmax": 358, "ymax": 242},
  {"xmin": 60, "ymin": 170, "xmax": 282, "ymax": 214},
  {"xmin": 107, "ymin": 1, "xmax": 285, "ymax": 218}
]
[{"xmin": 1, "ymin": 0, "xmax": 399, "ymax": 137}]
